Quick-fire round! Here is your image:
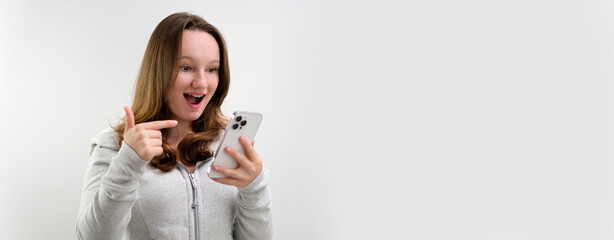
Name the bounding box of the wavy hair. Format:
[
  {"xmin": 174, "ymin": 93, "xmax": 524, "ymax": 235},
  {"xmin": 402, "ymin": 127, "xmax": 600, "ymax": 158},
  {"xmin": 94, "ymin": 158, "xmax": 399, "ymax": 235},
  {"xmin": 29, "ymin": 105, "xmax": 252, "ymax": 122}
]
[{"xmin": 113, "ymin": 12, "xmax": 229, "ymax": 172}]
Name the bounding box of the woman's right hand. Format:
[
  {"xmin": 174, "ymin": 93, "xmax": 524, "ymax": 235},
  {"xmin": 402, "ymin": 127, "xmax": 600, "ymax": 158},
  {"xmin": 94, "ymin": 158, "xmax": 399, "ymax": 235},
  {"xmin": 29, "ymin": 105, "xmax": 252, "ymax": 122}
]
[{"xmin": 123, "ymin": 106, "xmax": 177, "ymax": 161}]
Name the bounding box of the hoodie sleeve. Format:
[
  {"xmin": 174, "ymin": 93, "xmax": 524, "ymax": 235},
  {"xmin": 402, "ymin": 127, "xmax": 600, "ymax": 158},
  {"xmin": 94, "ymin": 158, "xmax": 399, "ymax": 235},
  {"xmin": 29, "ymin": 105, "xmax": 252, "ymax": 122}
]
[
  {"xmin": 76, "ymin": 128, "xmax": 148, "ymax": 240},
  {"xmin": 234, "ymin": 168, "xmax": 274, "ymax": 240}
]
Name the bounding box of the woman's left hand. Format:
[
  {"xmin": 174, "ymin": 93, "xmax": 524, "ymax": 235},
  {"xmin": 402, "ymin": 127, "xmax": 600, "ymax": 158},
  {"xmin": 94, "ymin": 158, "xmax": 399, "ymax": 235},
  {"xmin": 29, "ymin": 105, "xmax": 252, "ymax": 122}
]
[{"xmin": 211, "ymin": 136, "xmax": 263, "ymax": 188}]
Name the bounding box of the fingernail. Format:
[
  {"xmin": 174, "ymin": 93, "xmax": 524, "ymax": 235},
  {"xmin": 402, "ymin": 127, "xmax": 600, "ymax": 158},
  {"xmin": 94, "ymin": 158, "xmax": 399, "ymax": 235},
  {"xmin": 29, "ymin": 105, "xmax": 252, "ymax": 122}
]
[
  {"xmin": 225, "ymin": 146, "xmax": 232, "ymax": 152},
  {"xmin": 240, "ymin": 136, "xmax": 247, "ymax": 142},
  {"xmin": 213, "ymin": 165, "xmax": 219, "ymax": 170}
]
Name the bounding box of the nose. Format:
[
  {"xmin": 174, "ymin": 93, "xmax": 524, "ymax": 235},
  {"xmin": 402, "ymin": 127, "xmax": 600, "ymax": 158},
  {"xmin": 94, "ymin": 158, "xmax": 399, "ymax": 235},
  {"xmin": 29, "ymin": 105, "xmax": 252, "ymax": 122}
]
[{"xmin": 191, "ymin": 68, "xmax": 208, "ymax": 89}]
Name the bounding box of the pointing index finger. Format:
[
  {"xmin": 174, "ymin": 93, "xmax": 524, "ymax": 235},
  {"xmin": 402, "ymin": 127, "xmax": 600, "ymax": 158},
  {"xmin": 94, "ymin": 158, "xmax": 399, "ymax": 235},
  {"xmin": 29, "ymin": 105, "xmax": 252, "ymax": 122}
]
[{"xmin": 140, "ymin": 120, "xmax": 178, "ymax": 130}]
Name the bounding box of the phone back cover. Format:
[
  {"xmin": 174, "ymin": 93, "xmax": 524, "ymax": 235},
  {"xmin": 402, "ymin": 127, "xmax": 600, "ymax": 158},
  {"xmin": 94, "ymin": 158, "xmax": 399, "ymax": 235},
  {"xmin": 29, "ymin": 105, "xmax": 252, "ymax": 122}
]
[{"xmin": 208, "ymin": 111, "xmax": 263, "ymax": 178}]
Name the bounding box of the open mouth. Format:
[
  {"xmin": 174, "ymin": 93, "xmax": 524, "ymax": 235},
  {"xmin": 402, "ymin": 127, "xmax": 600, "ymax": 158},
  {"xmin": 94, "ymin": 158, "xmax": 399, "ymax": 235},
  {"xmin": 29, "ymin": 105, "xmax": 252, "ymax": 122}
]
[{"xmin": 184, "ymin": 93, "xmax": 205, "ymax": 105}]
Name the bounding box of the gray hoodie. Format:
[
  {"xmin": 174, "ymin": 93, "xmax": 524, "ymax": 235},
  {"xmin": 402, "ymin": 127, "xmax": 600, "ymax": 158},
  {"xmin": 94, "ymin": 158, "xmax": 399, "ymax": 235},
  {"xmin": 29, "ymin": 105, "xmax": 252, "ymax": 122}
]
[{"xmin": 76, "ymin": 127, "xmax": 273, "ymax": 240}]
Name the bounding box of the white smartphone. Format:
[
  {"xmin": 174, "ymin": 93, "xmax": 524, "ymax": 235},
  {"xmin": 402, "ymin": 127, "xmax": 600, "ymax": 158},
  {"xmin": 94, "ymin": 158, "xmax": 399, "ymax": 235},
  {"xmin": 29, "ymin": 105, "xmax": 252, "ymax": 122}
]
[{"xmin": 208, "ymin": 111, "xmax": 263, "ymax": 178}]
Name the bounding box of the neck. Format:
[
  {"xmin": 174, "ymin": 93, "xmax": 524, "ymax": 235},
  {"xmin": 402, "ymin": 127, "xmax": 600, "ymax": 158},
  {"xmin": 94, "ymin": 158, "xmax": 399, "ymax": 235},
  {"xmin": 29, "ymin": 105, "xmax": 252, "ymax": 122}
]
[{"xmin": 168, "ymin": 120, "xmax": 193, "ymax": 148}]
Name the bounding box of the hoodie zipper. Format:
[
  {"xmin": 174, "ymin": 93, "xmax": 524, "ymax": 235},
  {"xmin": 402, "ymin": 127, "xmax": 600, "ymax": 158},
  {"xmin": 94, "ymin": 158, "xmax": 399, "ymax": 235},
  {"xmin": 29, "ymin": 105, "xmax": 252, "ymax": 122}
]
[
  {"xmin": 189, "ymin": 173, "xmax": 200, "ymax": 240},
  {"xmin": 178, "ymin": 158, "xmax": 213, "ymax": 240}
]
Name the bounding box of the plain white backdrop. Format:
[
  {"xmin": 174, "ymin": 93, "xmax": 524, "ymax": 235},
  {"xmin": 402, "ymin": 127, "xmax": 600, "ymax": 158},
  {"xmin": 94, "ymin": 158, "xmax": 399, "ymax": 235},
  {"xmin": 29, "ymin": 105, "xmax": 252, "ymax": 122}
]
[{"xmin": 1, "ymin": 0, "xmax": 614, "ymax": 239}]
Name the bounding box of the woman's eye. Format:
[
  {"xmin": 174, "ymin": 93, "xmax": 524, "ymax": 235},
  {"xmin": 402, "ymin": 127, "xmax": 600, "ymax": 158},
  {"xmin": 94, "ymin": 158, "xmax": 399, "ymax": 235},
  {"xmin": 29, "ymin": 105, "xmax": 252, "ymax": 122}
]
[
  {"xmin": 180, "ymin": 66, "xmax": 191, "ymax": 71},
  {"xmin": 206, "ymin": 67, "xmax": 218, "ymax": 73}
]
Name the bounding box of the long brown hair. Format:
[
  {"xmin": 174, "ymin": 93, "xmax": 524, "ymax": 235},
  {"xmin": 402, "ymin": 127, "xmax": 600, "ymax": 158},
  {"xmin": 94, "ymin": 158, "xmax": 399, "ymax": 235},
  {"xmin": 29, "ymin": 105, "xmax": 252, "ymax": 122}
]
[{"xmin": 113, "ymin": 12, "xmax": 230, "ymax": 172}]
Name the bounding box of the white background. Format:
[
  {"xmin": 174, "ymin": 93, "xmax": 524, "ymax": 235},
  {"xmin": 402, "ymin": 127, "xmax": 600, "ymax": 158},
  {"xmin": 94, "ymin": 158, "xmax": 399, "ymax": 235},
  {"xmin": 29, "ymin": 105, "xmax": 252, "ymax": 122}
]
[{"xmin": 1, "ymin": 0, "xmax": 613, "ymax": 239}]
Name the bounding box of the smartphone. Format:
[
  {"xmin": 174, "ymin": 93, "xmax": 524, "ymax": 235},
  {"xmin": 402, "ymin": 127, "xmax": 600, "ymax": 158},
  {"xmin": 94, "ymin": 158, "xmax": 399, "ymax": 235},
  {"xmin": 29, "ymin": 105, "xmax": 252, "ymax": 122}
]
[{"xmin": 208, "ymin": 111, "xmax": 263, "ymax": 178}]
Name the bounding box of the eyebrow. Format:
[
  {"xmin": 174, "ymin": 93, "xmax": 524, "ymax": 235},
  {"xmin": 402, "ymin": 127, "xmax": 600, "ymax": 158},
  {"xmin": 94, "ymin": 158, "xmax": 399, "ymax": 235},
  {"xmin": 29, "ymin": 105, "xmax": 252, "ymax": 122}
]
[{"xmin": 181, "ymin": 56, "xmax": 220, "ymax": 64}]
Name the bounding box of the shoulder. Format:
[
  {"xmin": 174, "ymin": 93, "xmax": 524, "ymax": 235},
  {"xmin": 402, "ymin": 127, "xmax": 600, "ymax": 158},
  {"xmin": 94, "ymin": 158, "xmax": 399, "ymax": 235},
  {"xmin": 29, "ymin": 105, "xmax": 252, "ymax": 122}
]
[{"xmin": 90, "ymin": 127, "xmax": 120, "ymax": 151}]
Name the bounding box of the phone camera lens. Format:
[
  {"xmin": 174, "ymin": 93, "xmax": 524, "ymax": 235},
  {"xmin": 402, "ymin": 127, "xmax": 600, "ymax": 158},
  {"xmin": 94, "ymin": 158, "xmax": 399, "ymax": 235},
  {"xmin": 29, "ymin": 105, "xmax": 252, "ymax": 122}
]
[
  {"xmin": 232, "ymin": 123, "xmax": 239, "ymax": 129},
  {"xmin": 240, "ymin": 120, "xmax": 247, "ymax": 126},
  {"xmin": 235, "ymin": 116, "xmax": 242, "ymax": 122}
]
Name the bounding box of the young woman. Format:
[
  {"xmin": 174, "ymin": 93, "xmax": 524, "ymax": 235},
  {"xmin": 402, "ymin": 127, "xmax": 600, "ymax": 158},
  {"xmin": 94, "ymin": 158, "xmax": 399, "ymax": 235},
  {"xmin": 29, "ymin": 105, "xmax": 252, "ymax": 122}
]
[{"xmin": 76, "ymin": 12, "xmax": 273, "ymax": 240}]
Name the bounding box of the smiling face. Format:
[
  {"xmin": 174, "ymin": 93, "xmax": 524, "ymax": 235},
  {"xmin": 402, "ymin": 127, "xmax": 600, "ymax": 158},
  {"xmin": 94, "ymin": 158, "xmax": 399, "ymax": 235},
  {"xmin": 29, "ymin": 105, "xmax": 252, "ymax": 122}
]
[{"xmin": 167, "ymin": 30, "xmax": 220, "ymax": 125}]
